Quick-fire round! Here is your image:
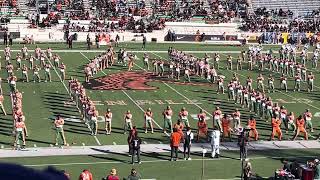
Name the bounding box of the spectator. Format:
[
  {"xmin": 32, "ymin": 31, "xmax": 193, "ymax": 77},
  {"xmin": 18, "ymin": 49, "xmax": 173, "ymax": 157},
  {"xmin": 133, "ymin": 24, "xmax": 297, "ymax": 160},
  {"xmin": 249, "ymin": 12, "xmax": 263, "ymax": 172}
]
[
  {"xmin": 79, "ymin": 169, "xmax": 93, "ymax": 180},
  {"xmin": 314, "ymin": 159, "xmax": 320, "ymax": 180},
  {"xmin": 126, "ymin": 168, "xmax": 141, "ymax": 180},
  {"xmin": 102, "ymin": 168, "xmax": 119, "ymax": 180}
]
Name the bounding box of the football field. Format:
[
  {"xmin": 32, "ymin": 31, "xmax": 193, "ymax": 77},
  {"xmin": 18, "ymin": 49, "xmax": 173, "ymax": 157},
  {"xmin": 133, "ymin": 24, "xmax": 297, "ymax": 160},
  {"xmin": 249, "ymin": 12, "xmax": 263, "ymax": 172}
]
[{"xmin": 0, "ymin": 42, "xmax": 319, "ymax": 179}]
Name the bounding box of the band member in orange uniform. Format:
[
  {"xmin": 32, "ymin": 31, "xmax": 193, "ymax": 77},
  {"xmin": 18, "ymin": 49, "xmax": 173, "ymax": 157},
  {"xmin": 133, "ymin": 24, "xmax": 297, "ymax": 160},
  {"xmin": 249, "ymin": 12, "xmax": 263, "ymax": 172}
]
[
  {"xmin": 221, "ymin": 114, "xmax": 231, "ymax": 141},
  {"xmin": 247, "ymin": 116, "xmax": 258, "ymax": 141},
  {"xmin": 197, "ymin": 116, "xmax": 208, "ymax": 142},
  {"xmin": 270, "ymin": 115, "xmax": 282, "ymax": 141}
]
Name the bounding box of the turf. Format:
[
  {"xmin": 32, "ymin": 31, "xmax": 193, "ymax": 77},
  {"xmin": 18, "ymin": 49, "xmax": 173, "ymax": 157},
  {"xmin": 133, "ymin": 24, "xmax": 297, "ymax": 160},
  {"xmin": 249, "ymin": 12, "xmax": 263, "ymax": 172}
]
[
  {"xmin": 0, "ymin": 42, "xmax": 319, "ymax": 179},
  {"xmin": 1, "ymin": 149, "xmax": 319, "ymax": 180}
]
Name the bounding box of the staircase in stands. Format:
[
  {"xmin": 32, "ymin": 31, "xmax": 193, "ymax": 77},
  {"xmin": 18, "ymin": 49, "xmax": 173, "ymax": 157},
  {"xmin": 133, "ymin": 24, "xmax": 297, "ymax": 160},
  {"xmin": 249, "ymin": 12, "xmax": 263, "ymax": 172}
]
[{"xmin": 17, "ymin": 0, "xmax": 29, "ymax": 13}]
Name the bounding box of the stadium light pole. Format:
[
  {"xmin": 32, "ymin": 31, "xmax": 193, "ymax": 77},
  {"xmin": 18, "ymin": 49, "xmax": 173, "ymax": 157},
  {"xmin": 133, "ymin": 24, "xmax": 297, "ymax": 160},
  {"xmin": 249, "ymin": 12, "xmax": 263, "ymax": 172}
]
[{"xmin": 201, "ymin": 147, "xmax": 207, "ymax": 180}]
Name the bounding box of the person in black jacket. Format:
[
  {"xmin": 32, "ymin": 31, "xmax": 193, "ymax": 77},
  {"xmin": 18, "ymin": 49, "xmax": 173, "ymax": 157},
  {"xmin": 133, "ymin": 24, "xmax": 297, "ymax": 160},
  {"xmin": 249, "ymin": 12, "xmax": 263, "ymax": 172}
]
[
  {"xmin": 86, "ymin": 34, "xmax": 91, "ymax": 50},
  {"xmin": 183, "ymin": 126, "xmax": 194, "ymax": 160},
  {"xmin": 3, "ymin": 31, "xmax": 8, "ymax": 45},
  {"xmin": 130, "ymin": 131, "xmax": 141, "ymax": 164}
]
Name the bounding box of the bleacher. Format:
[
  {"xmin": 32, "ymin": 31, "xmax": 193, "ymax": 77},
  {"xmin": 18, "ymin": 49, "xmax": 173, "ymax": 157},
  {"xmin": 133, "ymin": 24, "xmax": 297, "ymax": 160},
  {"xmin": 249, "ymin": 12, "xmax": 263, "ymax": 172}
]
[{"xmin": 251, "ymin": 0, "xmax": 320, "ymax": 17}]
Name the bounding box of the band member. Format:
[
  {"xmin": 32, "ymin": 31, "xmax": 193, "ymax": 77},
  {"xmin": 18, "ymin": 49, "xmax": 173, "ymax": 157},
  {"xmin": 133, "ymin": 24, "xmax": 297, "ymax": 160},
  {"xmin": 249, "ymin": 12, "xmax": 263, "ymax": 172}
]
[
  {"xmin": 143, "ymin": 53, "xmax": 149, "ymax": 70},
  {"xmin": 247, "ymin": 116, "xmax": 258, "ymax": 141},
  {"xmin": 16, "ymin": 53, "xmax": 22, "ymax": 69},
  {"xmin": 173, "ymin": 119, "xmax": 184, "ymax": 137},
  {"xmin": 236, "ymin": 56, "xmax": 242, "ymax": 70},
  {"xmin": 246, "ymin": 76, "xmax": 253, "ymax": 91},
  {"xmin": 280, "ymin": 74, "xmax": 288, "ymax": 92},
  {"xmin": 280, "ymin": 106, "xmax": 288, "ymax": 129},
  {"xmin": 21, "ymin": 64, "xmax": 28, "ymax": 82},
  {"xmin": 128, "ymin": 54, "xmax": 134, "ymax": 71},
  {"xmin": 184, "ymin": 67, "xmax": 191, "ymax": 82},
  {"xmin": 28, "ymin": 55, "xmax": 34, "ymax": 70},
  {"xmin": 268, "ymin": 74, "xmax": 275, "ymax": 93},
  {"xmin": 179, "ymin": 107, "xmax": 189, "ymax": 127},
  {"xmin": 84, "ymin": 65, "xmax": 92, "ymax": 83},
  {"xmin": 53, "ymin": 54, "xmax": 60, "ymax": 67},
  {"xmin": 34, "ymin": 45, "xmax": 41, "ymax": 59},
  {"xmin": 221, "ymin": 114, "xmax": 232, "ymax": 141},
  {"xmin": 89, "ymin": 107, "xmax": 99, "ymax": 136},
  {"xmin": 286, "ymin": 112, "xmax": 296, "ymax": 133},
  {"xmin": 44, "ymin": 63, "xmax": 51, "ymax": 82},
  {"xmin": 159, "ymin": 60, "xmax": 164, "ymax": 77},
  {"xmin": 21, "ymin": 45, "xmax": 28, "ymax": 59},
  {"xmin": 8, "ymin": 75, "xmax": 17, "ymax": 92},
  {"xmin": 163, "ymin": 106, "xmax": 173, "ymax": 134},
  {"xmin": 307, "ymin": 72, "xmax": 315, "ymax": 92},
  {"xmin": 293, "ymin": 73, "xmax": 301, "ymax": 92},
  {"xmin": 256, "ymin": 74, "xmax": 265, "ymax": 93},
  {"xmin": 216, "ymin": 76, "xmax": 225, "ymax": 94},
  {"xmin": 54, "ymin": 115, "xmax": 67, "ymax": 146},
  {"xmin": 46, "ymin": 47, "xmax": 53, "ymax": 60},
  {"xmin": 213, "ymin": 107, "xmax": 222, "ymax": 131},
  {"xmin": 33, "ymin": 65, "xmax": 41, "ymax": 83},
  {"xmin": 304, "ymin": 109, "xmax": 313, "ymax": 133},
  {"xmin": 293, "ymin": 115, "xmax": 308, "ymax": 140},
  {"xmin": 105, "ymin": 108, "xmax": 112, "ymax": 135},
  {"xmin": 14, "ymin": 117, "xmax": 26, "ymax": 149},
  {"xmin": 124, "ymin": 110, "xmax": 133, "ymax": 134},
  {"xmin": 6, "ymin": 62, "xmax": 13, "ymax": 78},
  {"xmin": 39, "ymin": 52, "xmax": 46, "ymax": 68},
  {"xmin": 270, "ymin": 115, "xmax": 282, "ymax": 141},
  {"xmin": 233, "ymin": 108, "xmax": 241, "ymax": 129},
  {"xmin": 227, "ymin": 55, "xmax": 233, "ymax": 70},
  {"xmin": 197, "ymin": 115, "xmax": 208, "ymax": 142},
  {"xmin": 60, "ymin": 63, "xmax": 66, "ymax": 81},
  {"xmin": 144, "ymin": 108, "xmax": 154, "ymax": 134}
]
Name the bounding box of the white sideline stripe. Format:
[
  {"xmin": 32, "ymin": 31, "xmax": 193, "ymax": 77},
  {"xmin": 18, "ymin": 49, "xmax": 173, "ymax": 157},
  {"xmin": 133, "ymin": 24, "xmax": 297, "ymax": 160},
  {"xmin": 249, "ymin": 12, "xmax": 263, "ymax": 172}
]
[
  {"xmin": 49, "ymin": 53, "xmax": 101, "ymax": 145},
  {"xmin": 150, "ymin": 52, "xmax": 213, "ymax": 117},
  {"xmin": 218, "ymin": 53, "xmax": 320, "ymax": 111},
  {"xmin": 23, "ymin": 155, "xmax": 317, "ymax": 167},
  {"xmin": 79, "ymin": 52, "xmax": 168, "ymax": 136}
]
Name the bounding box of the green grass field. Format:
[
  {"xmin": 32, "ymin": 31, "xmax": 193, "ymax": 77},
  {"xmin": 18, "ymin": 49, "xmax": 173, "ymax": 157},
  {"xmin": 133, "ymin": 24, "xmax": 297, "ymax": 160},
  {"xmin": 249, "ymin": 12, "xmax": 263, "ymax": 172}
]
[{"xmin": 0, "ymin": 42, "xmax": 319, "ymax": 179}]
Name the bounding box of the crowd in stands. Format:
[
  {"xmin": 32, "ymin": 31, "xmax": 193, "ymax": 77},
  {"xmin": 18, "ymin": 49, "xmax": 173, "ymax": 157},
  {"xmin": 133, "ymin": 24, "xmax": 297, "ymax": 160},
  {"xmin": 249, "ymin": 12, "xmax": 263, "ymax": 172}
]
[{"xmin": 240, "ymin": 8, "xmax": 320, "ymax": 33}]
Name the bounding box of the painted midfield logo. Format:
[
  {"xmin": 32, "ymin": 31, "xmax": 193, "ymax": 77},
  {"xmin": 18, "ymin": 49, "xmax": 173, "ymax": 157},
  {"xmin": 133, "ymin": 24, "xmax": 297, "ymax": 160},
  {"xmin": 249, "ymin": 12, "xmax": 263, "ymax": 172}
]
[{"xmin": 83, "ymin": 71, "xmax": 209, "ymax": 90}]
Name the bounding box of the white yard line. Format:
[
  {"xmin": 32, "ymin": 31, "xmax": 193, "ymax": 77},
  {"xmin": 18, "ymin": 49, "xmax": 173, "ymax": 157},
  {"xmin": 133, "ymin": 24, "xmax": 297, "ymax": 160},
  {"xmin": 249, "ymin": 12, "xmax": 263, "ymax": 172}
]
[
  {"xmin": 45, "ymin": 54, "xmax": 101, "ymax": 145},
  {"xmin": 79, "ymin": 52, "xmax": 167, "ymax": 136},
  {"xmin": 150, "ymin": 52, "xmax": 213, "ymax": 117}
]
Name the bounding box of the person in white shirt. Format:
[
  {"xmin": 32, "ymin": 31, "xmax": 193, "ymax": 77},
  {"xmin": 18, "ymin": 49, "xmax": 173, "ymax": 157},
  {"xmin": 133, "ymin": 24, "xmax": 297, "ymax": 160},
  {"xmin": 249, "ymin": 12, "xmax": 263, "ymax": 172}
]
[
  {"xmin": 210, "ymin": 126, "xmax": 220, "ymax": 158},
  {"xmin": 183, "ymin": 127, "xmax": 194, "ymax": 160}
]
